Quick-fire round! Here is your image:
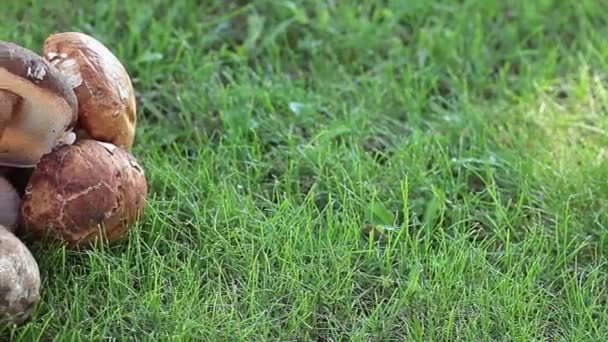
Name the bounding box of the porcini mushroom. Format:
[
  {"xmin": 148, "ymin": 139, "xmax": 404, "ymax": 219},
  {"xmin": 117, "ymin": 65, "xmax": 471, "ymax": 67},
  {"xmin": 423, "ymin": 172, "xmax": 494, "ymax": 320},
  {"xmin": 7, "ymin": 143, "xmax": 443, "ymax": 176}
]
[
  {"xmin": 43, "ymin": 32, "xmax": 138, "ymax": 150},
  {"xmin": 0, "ymin": 225, "xmax": 40, "ymax": 326},
  {"xmin": 20, "ymin": 139, "xmax": 147, "ymax": 247},
  {"xmin": 0, "ymin": 41, "xmax": 78, "ymax": 167}
]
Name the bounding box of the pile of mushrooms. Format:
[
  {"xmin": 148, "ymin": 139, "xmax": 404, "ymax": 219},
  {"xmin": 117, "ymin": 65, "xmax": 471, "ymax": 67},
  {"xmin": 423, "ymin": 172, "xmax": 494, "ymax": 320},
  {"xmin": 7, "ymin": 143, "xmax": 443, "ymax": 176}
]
[{"xmin": 0, "ymin": 32, "xmax": 148, "ymax": 325}]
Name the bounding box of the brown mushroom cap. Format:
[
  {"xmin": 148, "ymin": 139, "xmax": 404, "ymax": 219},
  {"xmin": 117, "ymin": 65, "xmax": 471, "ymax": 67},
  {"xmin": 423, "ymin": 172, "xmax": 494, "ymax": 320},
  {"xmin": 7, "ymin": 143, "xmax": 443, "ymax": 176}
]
[
  {"xmin": 0, "ymin": 41, "xmax": 78, "ymax": 167},
  {"xmin": 20, "ymin": 139, "xmax": 147, "ymax": 247},
  {"xmin": 43, "ymin": 32, "xmax": 137, "ymax": 150},
  {"xmin": 0, "ymin": 225, "xmax": 40, "ymax": 326}
]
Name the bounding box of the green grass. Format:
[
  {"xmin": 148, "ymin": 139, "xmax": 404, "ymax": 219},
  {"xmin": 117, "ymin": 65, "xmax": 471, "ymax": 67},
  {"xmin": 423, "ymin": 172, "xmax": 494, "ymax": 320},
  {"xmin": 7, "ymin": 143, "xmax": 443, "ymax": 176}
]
[{"xmin": 3, "ymin": 0, "xmax": 608, "ymax": 339}]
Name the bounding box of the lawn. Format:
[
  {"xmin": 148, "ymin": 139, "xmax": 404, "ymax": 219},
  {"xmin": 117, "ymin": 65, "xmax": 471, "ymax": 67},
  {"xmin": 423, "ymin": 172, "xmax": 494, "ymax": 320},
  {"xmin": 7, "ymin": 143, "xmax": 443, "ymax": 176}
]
[{"xmin": 4, "ymin": 0, "xmax": 608, "ymax": 340}]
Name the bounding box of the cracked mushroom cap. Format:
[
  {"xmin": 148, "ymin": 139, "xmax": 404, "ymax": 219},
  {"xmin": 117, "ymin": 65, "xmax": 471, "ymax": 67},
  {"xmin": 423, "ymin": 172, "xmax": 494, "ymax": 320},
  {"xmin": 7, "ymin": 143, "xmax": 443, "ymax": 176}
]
[
  {"xmin": 43, "ymin": 32, "xmax": 137, "ymax": 150},
  {"xmin": 20, "ymin": 139, "xmax": 147, "ymax": 247},
  {"xmin": 0, "ymin": 41, "xmax": 78, "ymax": 167},
  {"xmin": 0, "ymin": 225, "xmax": 41, "ymax": 326}
]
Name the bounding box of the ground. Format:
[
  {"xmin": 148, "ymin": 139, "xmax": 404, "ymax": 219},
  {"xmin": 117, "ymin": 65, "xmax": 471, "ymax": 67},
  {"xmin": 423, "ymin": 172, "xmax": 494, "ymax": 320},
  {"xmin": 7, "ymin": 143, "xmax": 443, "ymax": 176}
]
[{"xmin": 3, "ymin": 0, "xmax": 608, "ymax": 340}]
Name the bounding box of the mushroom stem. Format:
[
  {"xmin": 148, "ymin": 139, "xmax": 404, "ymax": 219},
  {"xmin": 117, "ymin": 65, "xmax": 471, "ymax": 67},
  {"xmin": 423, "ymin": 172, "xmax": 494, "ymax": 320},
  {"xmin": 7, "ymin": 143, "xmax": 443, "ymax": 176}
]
[{"xmin": 0, "ymin": 89, "xmax": 19, "ymax": 136}]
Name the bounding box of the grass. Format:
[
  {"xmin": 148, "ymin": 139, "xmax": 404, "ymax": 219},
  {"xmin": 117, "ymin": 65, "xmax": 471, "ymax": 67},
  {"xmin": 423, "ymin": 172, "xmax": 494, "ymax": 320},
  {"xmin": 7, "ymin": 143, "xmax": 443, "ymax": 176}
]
[{"xmin": 3, "ymin": 0, "xmax": 608, "ymax": 339}]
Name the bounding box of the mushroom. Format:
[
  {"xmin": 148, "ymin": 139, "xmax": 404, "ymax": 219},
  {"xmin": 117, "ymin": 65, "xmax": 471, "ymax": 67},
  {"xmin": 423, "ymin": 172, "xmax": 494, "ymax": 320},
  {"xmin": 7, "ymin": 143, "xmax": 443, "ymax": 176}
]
[
  {"xmin": 0, "ymin": 89, "xmax": 21, "ymax": 135},
  {"xmin": 0, "ymin": 41, "xmax": 78, "ymax": 167},
  {"xmin": 20, "ymin": 139, "xmax": 147, "ymax": 248},
  {"xmin": 0, "ymin": 225, "xmax": 41, "ymax": 326},
  {"xmin": 42, "ymin": 32, "xmax": 138, "ymax": 150},
  {"xmin": 0, "ymin": 176, "xmax": 20, "ymax": 231}
]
